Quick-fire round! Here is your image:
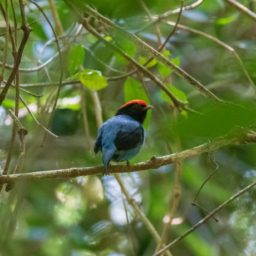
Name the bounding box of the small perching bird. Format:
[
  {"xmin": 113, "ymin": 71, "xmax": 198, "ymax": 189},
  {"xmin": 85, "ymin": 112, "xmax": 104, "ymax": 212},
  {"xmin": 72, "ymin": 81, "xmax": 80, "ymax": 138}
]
[{"xmin": 94, "ymin": 99, "xmax": 153, "ymax": 174}]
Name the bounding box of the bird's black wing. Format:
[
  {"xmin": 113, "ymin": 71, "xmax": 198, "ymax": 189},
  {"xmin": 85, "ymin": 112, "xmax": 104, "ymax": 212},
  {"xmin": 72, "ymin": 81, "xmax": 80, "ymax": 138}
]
[
  {"xmin": 94, "ymin": 128, "xmax": 102, "ymax": 153},
  {"xmin": 114, "ymin": 126, "xmax": 144, "ymax": 151}
]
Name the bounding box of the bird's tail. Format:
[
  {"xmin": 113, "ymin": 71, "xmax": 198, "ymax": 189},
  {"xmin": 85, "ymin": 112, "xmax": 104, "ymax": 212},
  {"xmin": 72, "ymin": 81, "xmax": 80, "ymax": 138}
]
[{"xmin": 102, "ymin": 149, "xmax": 114, "ymax": 175}]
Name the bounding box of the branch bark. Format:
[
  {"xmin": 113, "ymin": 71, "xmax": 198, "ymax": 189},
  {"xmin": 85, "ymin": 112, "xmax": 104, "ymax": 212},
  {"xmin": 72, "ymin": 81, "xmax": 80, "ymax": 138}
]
[{"xmin": 0, "ymin": 131, "xmax": 255, "ymax": 187}]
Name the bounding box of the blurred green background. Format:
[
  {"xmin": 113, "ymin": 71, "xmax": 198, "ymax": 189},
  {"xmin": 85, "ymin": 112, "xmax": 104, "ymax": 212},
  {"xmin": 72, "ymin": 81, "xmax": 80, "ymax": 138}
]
[{"xmin": 0, "ymin": 0, "xmax": 256, "ymax": 255}]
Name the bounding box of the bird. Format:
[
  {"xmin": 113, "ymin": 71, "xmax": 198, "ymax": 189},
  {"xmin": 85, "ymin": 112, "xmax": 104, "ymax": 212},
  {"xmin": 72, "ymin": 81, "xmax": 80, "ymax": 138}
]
[{"xmin": 94, "ymin": 99, "xmax": 153, "ymax": 174}]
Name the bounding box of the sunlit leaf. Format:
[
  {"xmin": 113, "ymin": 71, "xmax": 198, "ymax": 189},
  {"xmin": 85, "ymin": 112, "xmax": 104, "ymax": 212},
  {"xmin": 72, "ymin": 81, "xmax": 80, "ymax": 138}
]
[
  {"xmin": 171, "ymin": 56, "xmax": 180, "ymax": 66},
  {"xmin": 124, "ymin": 77, "xmax": 151, "ymax": 127},
  {"xmin": 67, "ymin": 44, "xmax": 85, "ymax": 74},
  {"xmin": 216, "ymin": 13, "xmax": 239, "ymax": 25},
  {"xmin": 160, "ymin": 84, "xmax": 188, "ymax": 105},
  {"xmin": 158, "ymin": 56, "xmax": 180, "ymax": 78},
  {"xmin": 114, "ymin": 31, "xmax": 137, "ymax": 57},
  {"xmin": 162, "ymin": 49, "xmax": 171, "ymax": 58},
  {"xmin": 2, "ymin": 99, "xmax": 15, "ymax": 109},
  {"xmin": 169, "ymin": 84, "xmax": 188, "ymax": 103},
  {"xmin": 79, "ymin": 69, "xmax": 108, "ymax": 91},
  {"xmin": 157, "ymin": 62, "xmax": 172, "ymax": 78},
  {"xmin": 139, "ymin": 56, "xmax": 157, "ymax": 68},
  {"xmin": 124, "ymin": 77, "xmax": 149, "ymax": 102},
  {"xmin": 104, "ymin": 35, "xmax": 112, "ymax": 42}
]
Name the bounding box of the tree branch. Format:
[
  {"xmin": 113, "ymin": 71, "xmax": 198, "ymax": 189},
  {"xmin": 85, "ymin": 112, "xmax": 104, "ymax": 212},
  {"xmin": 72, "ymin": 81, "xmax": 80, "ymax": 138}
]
[
  {"xmin": 83, "ymin": 5, "xmax": 221, "ymax": 102},
  {"xmin": 0, "ymin": 130, "xmax": 255, "ymax": 187},
  {"xmin": 225, "ymin": 0, "xmax": 256, "ymax": 21},
  {"xmin": 81, "ymin": 20, "xmax": 185, "ymax": 109}
]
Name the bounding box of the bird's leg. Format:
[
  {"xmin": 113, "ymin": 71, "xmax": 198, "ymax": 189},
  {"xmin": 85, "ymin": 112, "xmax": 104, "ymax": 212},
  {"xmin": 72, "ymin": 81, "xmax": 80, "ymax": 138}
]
[
  {"xmin": 103, "ymin": 157, "xmax": 112, "ymax": 175},
  {"xmin": 103, "ymin": 164, "xmax": 111, "ymax": 176},
  {"xmin": 103, "ymin": 168, "xmax": 108, "ymax": 176}
]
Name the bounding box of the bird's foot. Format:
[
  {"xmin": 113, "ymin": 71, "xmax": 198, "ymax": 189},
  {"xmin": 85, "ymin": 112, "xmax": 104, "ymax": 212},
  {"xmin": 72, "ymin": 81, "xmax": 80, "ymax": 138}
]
[{"xmin": 103, "ymin": 166, "xmax": 110, "ymax": 176}]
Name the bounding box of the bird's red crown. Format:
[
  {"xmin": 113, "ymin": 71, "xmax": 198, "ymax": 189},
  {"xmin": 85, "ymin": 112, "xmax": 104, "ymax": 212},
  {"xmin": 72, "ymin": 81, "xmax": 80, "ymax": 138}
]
[{"xmin": 119, "ymin": 99, "xmax": 147, "ymax": 109}]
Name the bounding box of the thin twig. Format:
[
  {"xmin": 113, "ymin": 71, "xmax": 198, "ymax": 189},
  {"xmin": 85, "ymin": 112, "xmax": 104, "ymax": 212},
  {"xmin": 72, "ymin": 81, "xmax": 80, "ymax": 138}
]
[
  {"xmin": 121, "ymin": 193, "xmax": 137, "ymax": 256},
  {"xmin": 0, "ymin": 2, "xmax": 17, "ymax": 177},
  {"xmin": 161, "ymin": 0, "xmax": 203, "ymax": 17},
  {"xmin": 164, "ymin": 21, "xmax": 256, "ymax": 90},
  {"xmin": 115, "ymin": 174, "xmax": 173, "ymax": 256},
  {"xmin": 1, "ymin": 0, "xmax": 29, "ymax": 179},
  {"xmin": 191, "ymin": 202, "xmax": 218, "ymax": 222},
  {"xmin": 90, "ymin": 91, "xmax": 103, "ymax": 128},
  {"xmin": 139, "ymin": 0, "xmax": 162, "ymax": 44},
  {"xmin": 141, "ymin": 0, "xmax": 184, "ymax": 69},
  {"xmin": 154, "ymin": 179, "xmax": 256, "ymax": 255},
  {"xmin": 47, "ymin": 0, "xmax": 64, "ymax": 35},
  {"xmin": 155, "ymin": 109, "xmax": 183, "ymax": 253},
  {"xmin": 19, "ymin": 96, "xmax": 58, "ymax": 138},
  {"xmin": 156, "ymin": 159, "xmax": 183, "ymax": 253},
  {"xmin": 80, "ymin": 86, "xmax": 93, "ymax": 150},
  {"xmin": 0, "ymin": 51, "xmax": 63, "ymax": 73},
  {"xmin": 0, "ymin": 1, "xmax": 9, "ymax": 79},
  {"xmin": 138, "ymin": 0, "xmax": 204, "ymax": 31},
  {"xmin": 0, "ymin": 0, "xmax": 31, "ymax": 104},
  {"xmin": 193, "ymin": 169, "xmax": 218, "ymax": 203},
  {"xmin": 83, "ymin": 5, "xmax": 221, "ymax": 102},
  {"xmin": 82, "ymin": 20, "xmax": 185, "ymax": 109},
  {"xmin": 225, "ymin": 0, "xmax": 256, "ymax": 21},
  {"xmin": 29, "ymin": 0, "xmax": 64, "ymax": 145},
  {"xmin": 10, "ymin": 0, "xmax": 17, "ymax": 43}
]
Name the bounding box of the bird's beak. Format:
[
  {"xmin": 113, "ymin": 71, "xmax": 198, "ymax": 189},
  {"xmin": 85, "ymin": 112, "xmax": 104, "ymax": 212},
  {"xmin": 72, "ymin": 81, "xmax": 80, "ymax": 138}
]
[{"xmin": 145, "ymin": 105, "xmax": 154, "ymax": 110}]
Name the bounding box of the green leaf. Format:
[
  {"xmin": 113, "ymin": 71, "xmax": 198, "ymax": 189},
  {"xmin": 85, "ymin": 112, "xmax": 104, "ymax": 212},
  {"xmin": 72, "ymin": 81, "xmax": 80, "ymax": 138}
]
[
  {"xmin": 162, "ymin": 49, "xmax": 171, "ymax": 58},
  {"xmin": 114, "ymin": 32, "xmax": 137, "ymax": 57},
  {"xmin": 79, "ymin": 69, "xmax": 108, "ymax": 91},
  {"xmin": 160, "ymin": 84, "xmax": 188, "ymax": 104},
  {"xmin": 104, "ymin": 35, "xmax": 112, "ymax": 42},
  {"xmin": 216, "ymin": 13, "xmax": 238, "ymax": 25},
  {"xmin": 67, "ymin": 44, "xmax": 85, "ymax": 74},
  {"xmin": 2, "ymin": 99, "xmax": 15, "ymax": 109},
  {"xmin": 174, "ymin": 101, "xmax": 256, "ymax": 142},
  {"xmin": 157, "ymin": 62, "xmax": 172, "ymax": 78},
  {"xmin": 171, "ymin": 56, "xmax": 180, "ymax": 66},
  {"xmin": 139, "ymin": 56, "xmax": 157, "ymax": 68},
  {"xmin": 169, "ymin": 84, "xmax": 188, "ymax": 103},
  {"xmin": 157, "ymin": 56, "xmax": 180, "ymax": 78},
  {"xmin": 124, "ymin": 77, "xmax": 149, "ymax": 102},
  {"xmin": 124, "ymin": 77, "xmax": 151, "ymax": 127}
]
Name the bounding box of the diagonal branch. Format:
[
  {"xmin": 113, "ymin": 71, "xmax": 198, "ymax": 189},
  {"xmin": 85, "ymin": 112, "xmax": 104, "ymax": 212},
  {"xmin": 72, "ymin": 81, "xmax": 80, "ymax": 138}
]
[
  {"xmin": 83, "ymin": 5, "xmax": 221, "ymax": 102},
  {"xmin": 154, "ymin": 178, "xmax": 256, "ymax": 255},
  {"xmin": 81, "ymin": 20, "xmax": 185, "ymax": 109},
  {"xmin": 225, "ymin": 0, "xmax": 256, "ymax": 21},
  {"xmin": 115, "ymin": 174, "xmax": 173, "ymax": 256}
]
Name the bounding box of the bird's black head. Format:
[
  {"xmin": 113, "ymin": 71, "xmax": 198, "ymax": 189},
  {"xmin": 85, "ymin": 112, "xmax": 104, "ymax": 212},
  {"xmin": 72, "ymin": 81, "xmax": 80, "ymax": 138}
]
[{"xmin": 115, "ymin": 99, "xmax": 153, "ymax": 124}]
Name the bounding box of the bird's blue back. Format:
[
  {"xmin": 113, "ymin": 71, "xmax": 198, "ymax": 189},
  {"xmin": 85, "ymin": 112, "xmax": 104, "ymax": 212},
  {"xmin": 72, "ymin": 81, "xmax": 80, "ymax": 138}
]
[{"xmin": 94, "ymin": 115, "xmax": 144, "ymax": 168}]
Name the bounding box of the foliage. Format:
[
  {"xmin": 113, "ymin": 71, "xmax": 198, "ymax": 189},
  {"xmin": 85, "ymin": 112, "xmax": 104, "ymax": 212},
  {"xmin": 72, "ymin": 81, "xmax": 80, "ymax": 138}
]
[{"xmin": 0, "ymin": 0, "xmax": 256, "ymax": 255}]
